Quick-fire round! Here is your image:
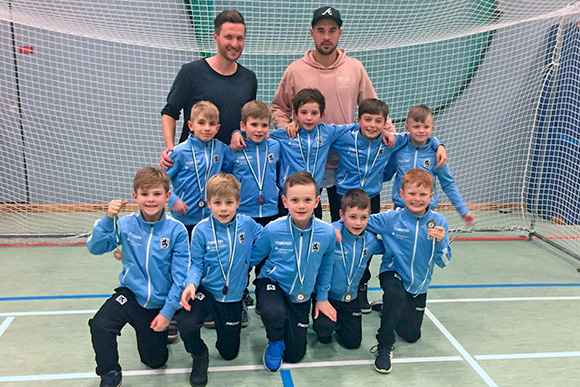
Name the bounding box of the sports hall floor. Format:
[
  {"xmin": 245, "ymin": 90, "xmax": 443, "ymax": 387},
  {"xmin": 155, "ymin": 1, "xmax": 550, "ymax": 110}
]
[{"xmin": 1, "ymin": 214, "xmax": 580, "ymax": 386}]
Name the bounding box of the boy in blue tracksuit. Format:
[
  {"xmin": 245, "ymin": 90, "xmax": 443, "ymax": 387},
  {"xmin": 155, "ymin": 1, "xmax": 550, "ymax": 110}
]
[
  {"xmin": 87, "ymin": 167, "xmax": 190, "ymax": 387},
  {"xmin": 312, "ymin": 188, "xmax": 384, "ymax": 349},
  {"xmin": 165, "ymin": 101, "xmax": 228, "ymax": 236},
  {"xmin": 177, "ymin": 173, "xmax": 263, "ymax": 387},
  {"xmin": 366, "ymin": 169, "xmax": 451, "ymax": 374},
  {"xmin": 253, "ymin": 171, "xmax": 337, "ymax": 371},
  {"xmin": 385, "ymin": 104, "xmax": 476, "ymax": 226},
  {"xmin": 223, "ymin": 100, "xmax": 280, "ymax": 226}
]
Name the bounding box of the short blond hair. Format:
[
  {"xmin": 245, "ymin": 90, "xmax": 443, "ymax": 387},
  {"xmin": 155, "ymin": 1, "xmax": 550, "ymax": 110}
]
[
  {"xmin": 206, "ymin": 173, "xmax": 240, "ymax": 201},
  {"xmin": 190, "ymin": 101, "xmax": 219, "ymax": 123},
  {"xmin": 241, "ymin": 100, "xmax": 272, "ymax": 124},
  {"xmin": 401, "ymin": 169, "xmax": 433, "ymax": 192},
  {"xmin": 407, "ymin": 104, "xmax": 432, "ymax": 123},
  {"xmin": 133, "ymin": 166, "xmax": 170, "ymax": 193}
]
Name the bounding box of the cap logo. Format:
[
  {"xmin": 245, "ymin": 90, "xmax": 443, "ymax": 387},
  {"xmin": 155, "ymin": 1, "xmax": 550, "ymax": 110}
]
[{"xmin": 322, "ymin": 7, "xmax": 333, "ymax": 15}]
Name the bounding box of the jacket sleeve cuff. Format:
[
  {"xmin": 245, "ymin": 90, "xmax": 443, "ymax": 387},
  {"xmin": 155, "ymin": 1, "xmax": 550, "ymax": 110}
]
[
  {"xmin": 168, "ymin": 192, "xmax": 179, "ymax": 208},
  {"xmin": 159, "ymin": 303, "xmax": 179, "ymax": 320}
]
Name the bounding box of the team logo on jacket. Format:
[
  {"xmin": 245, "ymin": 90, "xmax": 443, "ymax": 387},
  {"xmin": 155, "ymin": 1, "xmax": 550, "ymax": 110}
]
[
  {"xmin": 214, "ymin": 155, "xmax": 220, "ymax": 163},
  {"xmin": 317, "ymin": 136, "xmax": 323, "ymax": 146},
  {"xmin": 312, "ymin": 242, "xmax": 320, "ymax": 253},
  {"xmin": 378, "ymin": 148, "xmax": 384, "ymax": 156},
  {"xmin": 362, "ymin": 248, "xmax": 368, "ymax": 257},
  {"xmin": 115, "ymin": 295, "xmax": 127, "ymax": 305},
  {"xmin": 424, "ymin": 159, "xmax": 431, "ymax": 168},
  {"xmin": 268, "ymin": 153, "xmax": 275, "ymax": 163},
  {"xmin": 160, "ymin": 238, "xmax": 169, "ymax": 249},
  {"xmin": 238, "ymin": 232, "xmax": 245, "ymax": 244}
]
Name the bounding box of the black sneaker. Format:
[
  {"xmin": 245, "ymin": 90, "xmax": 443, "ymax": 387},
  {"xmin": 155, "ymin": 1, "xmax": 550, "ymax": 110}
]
[
  {"xmin": 243, "ymin": 292, "xmax": 254, "ymax": 307},
  {"xmin": 203, "ymin": 316, "xmax": 215, "ymax": 329},
  {"xmin": 358, "ymin": 285, "xmax": 371, "ymax": 314},
  {"xmin": 370, "ymin": 299, "xmax": 383, "ymax": 312},
  {"xmin": 373, "ymin": 346, "xmax": 393, "ymax": 374},
  {"xmin": 167, "ymin": 319, "xmax": 179, "ymax": 344},
  {"xmin": 190, "ymin": 350, "xmax": 209, "ymax": 387},
  {"xmin": 241, "ymin": 303, "xmax": 249, "ymax": 328},
  {"xmin": 100, "ymin": 370, "xmax": 122, "ymax": 387}
]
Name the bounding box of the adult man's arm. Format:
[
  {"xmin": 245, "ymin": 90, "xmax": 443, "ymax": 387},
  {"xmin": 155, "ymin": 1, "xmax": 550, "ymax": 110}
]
[{"xmin": 160, "ymin": 115, "xmax": 177, "ymax": 169}]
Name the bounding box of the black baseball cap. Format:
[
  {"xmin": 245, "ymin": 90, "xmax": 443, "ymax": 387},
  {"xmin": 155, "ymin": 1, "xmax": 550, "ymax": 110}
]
[{"xmin": 312, "ymin": 6, "xmax": 342, "ymax": 28}]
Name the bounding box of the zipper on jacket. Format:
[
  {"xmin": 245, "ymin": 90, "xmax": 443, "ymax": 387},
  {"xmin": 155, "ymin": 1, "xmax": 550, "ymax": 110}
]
[
  {"xmin": 143, "ymin": 224, "xmax": 154, "ymax": 307},
  {"xmin": 408, "ymin": 218, "xmax": 420, "ymax": 292}
]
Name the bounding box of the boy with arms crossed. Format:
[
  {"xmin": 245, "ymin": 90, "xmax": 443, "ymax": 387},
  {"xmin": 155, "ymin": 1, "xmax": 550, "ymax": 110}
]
[
  {"xmin": 177, "ymin": 173, "xmax": 263, "ymax": 387},
  {"xmin": 313, "ymin": 188, "xmax": 384, "ymax": 348},
  {"xmin": 366, "ymin": 169, "xmax": 451, "ymax": 374},
  {"xmin": 252, "ymin": 171, "xmax": 336, "ymax": 371},
  {"xmin": 87, "ymin": 167, "xmax": 190, "ymax": 387}
]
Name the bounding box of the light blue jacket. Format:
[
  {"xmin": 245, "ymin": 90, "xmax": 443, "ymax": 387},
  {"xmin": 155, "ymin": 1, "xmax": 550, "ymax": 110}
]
[
  {"xmin": 386, "ymin": 138, "xmax": 468, "ymax": 216},
  {"xmin": 253, "ymin": 216, "xmax": 336, "ymax": 303},
  {"xmin": 87, "ymin": 212, "xmax": 190, "ymax": 319},
  {"xmin": 186, "ymin": 214, "xmax": 263, "ymax": 303},
  {"xmin": 270, "ymin": 123, "xmax": 354, "ymax": 191},
  {"xmin": 366, "ymin": 207, "xmax": 451, "ymax": 295},
  {"xmin": 166, "ymin": 135, "xmax": 227, "ymax": 225},
  {"xmin": 223, "ymin": 136, "xmax": 280, "ymax": 218},
  {"xmin": 329, "ymin": 220, "xmax": 384, "ymax": 302}
]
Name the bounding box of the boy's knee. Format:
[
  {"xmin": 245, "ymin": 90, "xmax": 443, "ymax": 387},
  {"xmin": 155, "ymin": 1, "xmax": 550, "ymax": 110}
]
[
  {"xmin": 88, "ymin": 316, "xmax": 118, "ymax": 336},
  {"xmin": 219, "ymin": 347, "xmax": 239, "ymax": 361},
  {"xmin": 339, "ymin": 335, "xmax": 361, "ymax": 349},
  {"xmin": 260, "ymin": 304, "xmax": 285, "ymax": 322},
  {"xmin": 400, "ymin": 330, "xmax": 421, "ymax": 343},
  {"xmin": 284, "ymin": 348, "xmax": 306, "ymax": 364},
  {"xmin": 141, "ymin": 350, "xmax": 168, "ymax": 369}
]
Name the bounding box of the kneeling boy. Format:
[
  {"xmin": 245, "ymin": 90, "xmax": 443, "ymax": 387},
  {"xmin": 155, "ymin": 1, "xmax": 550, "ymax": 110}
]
[
  {"xmin": 253, "ymin": 171, "xmax": 336, "ymax": 371},
  {"xmin": 87, "ymin": 166, "xmax": 190, "ymax": 387},
  {"xmin": 366, "ymin": 169, "xmax": 451, "ymax": 374}
]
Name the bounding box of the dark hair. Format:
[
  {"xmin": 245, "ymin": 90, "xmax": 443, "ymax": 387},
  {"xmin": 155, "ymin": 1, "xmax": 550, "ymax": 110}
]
[
  {"xmin": 214, "ymin": 10, "xmax": 245, "ymax": 34},
  {"xmin": 340, "ymin": 188, "xmax": 370, "ymax": 212},
  {"xmin": 358, "ymin": 98, "xmax": 389, "ymax": 119},
  {"xmin": 284, "ymin": 171, "xmax": 318, "ymax": 196},
  {"xmin": 292, "ymin": 88, "xmax": 326, "ymax": 114},
  {"xmin": 407, "ymin": 104, "xmax": 432, "ymax": 123}
]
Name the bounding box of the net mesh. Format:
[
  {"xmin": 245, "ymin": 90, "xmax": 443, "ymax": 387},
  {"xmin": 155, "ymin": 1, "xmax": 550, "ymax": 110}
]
[{"xmin": 1, "ymin": 0, "xmax": 579, "ymax": 255}]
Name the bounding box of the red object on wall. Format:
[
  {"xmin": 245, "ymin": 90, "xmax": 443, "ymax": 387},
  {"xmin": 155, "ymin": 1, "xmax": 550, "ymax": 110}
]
[{"xmin": 19, "ymin": 46, "xmax": 34, "ymax": 54}]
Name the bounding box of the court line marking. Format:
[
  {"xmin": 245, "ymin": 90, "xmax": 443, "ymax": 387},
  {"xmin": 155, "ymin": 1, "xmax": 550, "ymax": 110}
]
[
  {"xmin": 425, "ymin": 308, "xmax": 498, "ymax": 387},
  {"xmin": 475, "ymin": 351, "xmax": 580, "ymax": 360},
  {"xmin": 280, "ymin": 369, "xmax": 294, "ymax": 387},
  {"xmin": 0, "ymin": 356, "xmax": 463, "ymax": 383},
  {"xmin": 0, "ymin": 317, "xmax": 15, "ymax": 338},
  {"xmin": 2, "ymin": 295, "xmax": 579, "ymax": 317},
  {"xmin": 2, "ymin": 283, "xmax": 580, "ymax": 302}
]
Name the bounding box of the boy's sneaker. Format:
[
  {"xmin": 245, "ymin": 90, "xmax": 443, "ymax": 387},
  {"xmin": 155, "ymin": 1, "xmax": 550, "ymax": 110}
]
[
  {"xmin": 100, "ymin": 370, "xmax": 122, "ymax": 387},
  {"xmin": 243, "ymin": 292, "xmax": 254, "ymax": 307},
  {"xmin": 358, "ymin": 284, "xmax": 371, "ymax": 314},
  {"xmin": 370, "ymin": 299, "xmax": 383, "ymax": 312},
  {"xmin": 167, "ymin": 319, "xmax": 179, "ymax": 344},
  {"xmin": 263, "ymin": 340, "xmax": 285, "ymax": 372},
  {"xmin": 373, "ymin": 345, "xmax": 394, "ymax": 374},
  {"xmin": 241, "ymin": 304, "xmax": 249, "ymax": 328},
  {"xmin": 190, "ymin": 350, "xmax": 209, "ymax": 387}
]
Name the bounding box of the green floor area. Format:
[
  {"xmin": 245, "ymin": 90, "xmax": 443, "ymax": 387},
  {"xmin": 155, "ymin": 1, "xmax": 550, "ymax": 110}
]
[{"xmin": 1, "ymin": 237, "xmax": 580, "ymax": 386}]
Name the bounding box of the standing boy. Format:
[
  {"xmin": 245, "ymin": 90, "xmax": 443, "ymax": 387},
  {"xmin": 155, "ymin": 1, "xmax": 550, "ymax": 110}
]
[
  {"xmin": 223, "ymin": 100, "xmax": 280, "ymax": 226},
  {"xmin": 165, "ymin": 101, "xmax": 228, "ymax": 237},
  {"xmin": 366, "ymin": 169, "xmax": 451, "ymax": 374},
  {"xmin": 87, "ymin": 167, "xmax": 190, "ymax": 387},
  {"xmin": 313, "ymin": 188, "xmax": 384, "ymax": 348},
  {"xmin": 386, "ymin": 104, "xmax": 475, "ymax": 225},
  {"xmin": 253, "ymin": 171, "xmax": 337, "ymax": 371}
]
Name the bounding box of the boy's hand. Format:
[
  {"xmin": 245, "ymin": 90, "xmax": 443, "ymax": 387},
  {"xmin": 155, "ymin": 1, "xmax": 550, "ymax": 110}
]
[
  {"xmin": 180, "ymin": 284, "xmax": 196, "ymax": 311},
  {"xmin": 230, "ymin": 131, "xmax": 247, "ymax": 151},
  {"xmin": 172, "ymin": 199, "xmax": 188, "ymax": 216},
  {"xmin": 463, "ymin": 211, "xmax": 476, "ymax": 226},
  {"xmin": 150, "ymin": 313, "xmax": 171, "ymax": 332},
  {"xmin": 284, "ymin": 120, "xmax": 299, "ymax": 138},
  {"xmin": 314, "ymin": 300, "xmax": 337, "ymax": 322},
  {"xmin": 334, "ymin": 228, "xmax": 342, "ymax": 243},
  {"xmin": 428, "ymin": 225, "xmax": 446, "ymax": 242},
  {"xmin": 159, "ymin": 147, "xmax": 174, "ymax": 169},
  {"xmin": 107, "ymin": 199, "xmax": 129, "ymax": 218},
  {"xmin": 435, "ymin": 145, "xmax": 447, "ymax": 168},
  {"xmin": 381, "ymin": 117, "xmax": 397, "ymax": 147}
]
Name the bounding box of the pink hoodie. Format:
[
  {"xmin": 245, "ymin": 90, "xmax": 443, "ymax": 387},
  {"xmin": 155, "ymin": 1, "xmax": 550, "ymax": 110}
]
[{"xmin": 272, "ymin": 48, "xmax": 377, "ymax": 129}]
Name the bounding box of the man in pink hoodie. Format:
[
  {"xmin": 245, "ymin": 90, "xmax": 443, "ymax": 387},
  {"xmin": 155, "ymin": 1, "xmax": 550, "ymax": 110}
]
[{"xmin": 271, "ymin": 5, "xmax": 378, "ymax": 312}]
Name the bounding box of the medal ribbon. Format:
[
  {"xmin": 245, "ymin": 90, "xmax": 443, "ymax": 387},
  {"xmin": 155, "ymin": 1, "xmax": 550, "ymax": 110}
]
[
  {"xmin": 339, "ymin": 234, "xmax": 366, "ymax": 293},
  {"xmin": 190, "ymin": 139, "xmax": 214, "ymax": 199},
  {"xmin": 289, "ymin": 216, "xmax": 315, "ymax": 293},
  {"xmin": 297, "ymin": 127, "xmax": 320, "ymax": 176},
  {"xmin": 354, "ymin": 131, "xmax": 383, "ymax": 188},
  {"xmin": 241, "ymin": 140, "xmax": 269, "ymax": 198},
  {"xmin": 211, "ymin": 215, "xmax": 238, "ymax": 292}
]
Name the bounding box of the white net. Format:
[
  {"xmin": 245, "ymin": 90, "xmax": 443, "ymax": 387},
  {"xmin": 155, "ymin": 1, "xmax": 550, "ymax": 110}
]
[{"xmin": 0, "ymin": 0, "xmax": 579, "ymax": 255}]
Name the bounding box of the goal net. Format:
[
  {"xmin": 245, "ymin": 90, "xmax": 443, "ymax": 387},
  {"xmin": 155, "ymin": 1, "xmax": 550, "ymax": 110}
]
[{"xmin": 1, "ymin": 0, "xmax": 579, "ymax": 256}]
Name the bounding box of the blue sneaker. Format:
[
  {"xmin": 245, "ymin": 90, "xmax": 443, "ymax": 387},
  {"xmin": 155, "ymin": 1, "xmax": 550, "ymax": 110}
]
[{"xmin": 263, "ymin": 340, "xmax": 285, "ymax": 371}]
